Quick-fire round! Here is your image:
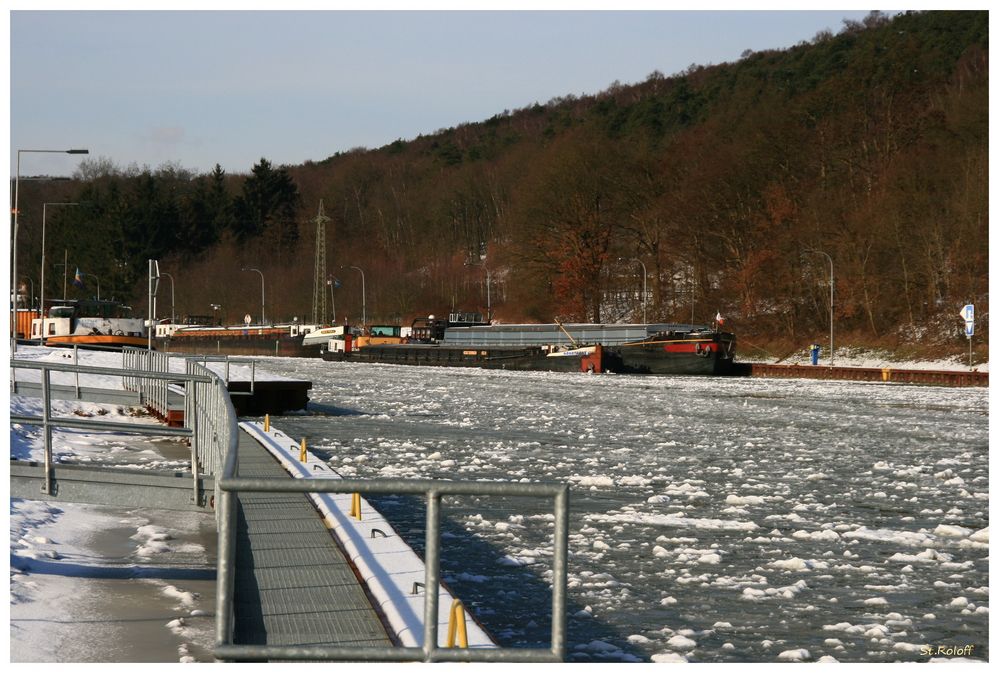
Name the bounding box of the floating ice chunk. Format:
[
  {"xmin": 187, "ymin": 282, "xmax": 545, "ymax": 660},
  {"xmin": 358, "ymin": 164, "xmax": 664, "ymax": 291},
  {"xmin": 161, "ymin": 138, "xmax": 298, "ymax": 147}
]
[
  {"xmin": 949, "ymin": 597, "xmax": 969, "ymax": 608},
  {"xmin": 667, "ymin": 634, "xmax": 697, "ymax": 651},
  {"xmin": 697, "ymin": 553, "xmax": 722, "ymax": 565},
  {"xmin": 770, "ymin": 557, "xmax": 829, "ymax": 571},
  {"xmin": 647, "ymin": 495, "xmax": 671, "ymax": 504},
  {"xmin": 933, "ymin": 524, "xmax": 972, "ymax": 538},
  {"xmin": 588, "ymin": 512, "xmax": 758, "ymax": 532},
  {"xmin": 791, "ymin": 529, "xmax": 840, "ymax": 541},
  {"xmin": 968, "ymin": 527, "xmax": 989, "ymax": 543},
  {"xmin": 593, "ymin": 540, "xmax": 611, "ymax": 551},
  {"xmin": 777, "ymin": 648, "xmax": 811, "ymax": 661},
  {"xmin": 842, "ymin": 527, "xmax": 932, "ymax": 547},
  {"xmin": 651, "ymin": 652, "xmax": 688, "ymax": 662},
  {"xmin": 660, "ymin": 596, "xmax": 678, "ymax": 606},
  {"xmin": 627, "ymin": 634, "xmax": 652, "ymax": 644},
  {"xmin": 726, "ymin": 494, "xmax": 766, "ymax": 505},
  {"xmin": 863, "ymin": 597, "xmax": 888, "ymax": 606}
]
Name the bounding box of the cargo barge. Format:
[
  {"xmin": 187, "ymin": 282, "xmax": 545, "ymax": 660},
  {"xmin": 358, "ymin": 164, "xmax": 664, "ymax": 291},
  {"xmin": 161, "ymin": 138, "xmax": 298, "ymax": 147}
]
[
  {"xmin": 154, "ymin": 321, "xmax": 322, "ymax": 357},
  {"xmin": 321, "ymin": 313, "xmax": 736, "ymax": 375}
]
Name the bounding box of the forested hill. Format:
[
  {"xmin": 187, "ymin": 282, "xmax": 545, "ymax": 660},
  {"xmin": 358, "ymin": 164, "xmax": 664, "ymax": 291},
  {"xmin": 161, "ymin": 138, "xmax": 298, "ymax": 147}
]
[{"xmin": 16, "ymin": 10, "xmax": 988, "ymax": 356}]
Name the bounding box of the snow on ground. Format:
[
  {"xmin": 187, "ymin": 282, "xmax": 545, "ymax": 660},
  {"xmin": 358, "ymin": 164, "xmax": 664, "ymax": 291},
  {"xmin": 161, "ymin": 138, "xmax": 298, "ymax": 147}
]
[
  {"xmin": 743, "ymin": 345, "xmax": 988, "ymax": 372},
  {"xmin": 9, "ymin": 346, "xmax": 221, "ymax": 662}
]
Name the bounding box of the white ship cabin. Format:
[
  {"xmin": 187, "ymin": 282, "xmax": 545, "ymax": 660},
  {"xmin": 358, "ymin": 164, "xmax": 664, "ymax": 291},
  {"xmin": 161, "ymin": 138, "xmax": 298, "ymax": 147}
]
[{"xmin": 31, "ymin": 301, "xmax": 146, "ymax": 339}]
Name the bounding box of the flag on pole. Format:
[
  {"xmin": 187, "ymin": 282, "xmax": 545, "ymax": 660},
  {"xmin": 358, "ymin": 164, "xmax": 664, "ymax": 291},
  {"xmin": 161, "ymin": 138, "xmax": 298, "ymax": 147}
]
[
  {"xmin": 73, "ymin": 268, "xmax": 84, "ymax": 288},
  {"xmin": 715, "ymin": 311, "xmax": 725, "ymax": 326}
]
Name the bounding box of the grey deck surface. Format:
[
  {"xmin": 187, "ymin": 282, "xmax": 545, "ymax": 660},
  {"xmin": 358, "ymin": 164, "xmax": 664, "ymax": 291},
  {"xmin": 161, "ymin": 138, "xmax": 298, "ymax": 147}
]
[{"xmin": 232, "ymin": 429, "xmax": 392, "ymax": 651}]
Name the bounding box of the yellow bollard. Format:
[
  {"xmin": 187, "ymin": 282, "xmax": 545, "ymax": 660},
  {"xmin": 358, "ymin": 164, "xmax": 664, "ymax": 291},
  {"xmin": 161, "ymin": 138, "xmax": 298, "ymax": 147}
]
[
  {"xmin": 447, "ymin": 600, "xmax": 469, "ymax": 648},
  {"xmin": 264, "ymin": 414, "xmax": 270, "ymax": 432},
  {"xmin": 299, "ymin": 438, "xmax": 307, "ymax": 462},
  {"xmin": 881, "ymin": 367, "xmax": 891, "ymax": 382},
  {"xmin": 349, "ymin": 493, "xmax": 362, "ymax": 520}
]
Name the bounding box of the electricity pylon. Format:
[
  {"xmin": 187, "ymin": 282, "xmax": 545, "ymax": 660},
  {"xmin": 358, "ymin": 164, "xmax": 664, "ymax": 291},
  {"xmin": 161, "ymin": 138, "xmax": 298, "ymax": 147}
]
[{"xmin": 311, "ymin": 200, "xmax": 330, "ymax": 325}]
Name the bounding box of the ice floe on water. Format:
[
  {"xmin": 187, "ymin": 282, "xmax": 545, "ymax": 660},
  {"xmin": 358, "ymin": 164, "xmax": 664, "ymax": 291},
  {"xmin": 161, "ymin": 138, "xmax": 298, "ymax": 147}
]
[{"xmin": 260, "ymin": 359, "xmax": 988, "ymax": 663}]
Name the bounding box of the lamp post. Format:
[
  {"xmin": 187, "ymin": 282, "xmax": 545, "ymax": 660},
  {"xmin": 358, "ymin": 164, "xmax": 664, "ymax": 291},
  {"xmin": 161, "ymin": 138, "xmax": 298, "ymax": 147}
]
[
  {"xmin": 464, "ymin": 260, "xmax": 492, "ymax": 321},
  {"xmin": 342, "ymin": 266, "xmax": 366, "ymax": 327},
  {"xmin": 242, "ymin": 267, "xmax": 265, "ymax": 324},
  {"xmin": 805, "ymin": 249, "xmax": 835, "ymax": 366},
  {"xmin": 161, "ymin": 272, "xmax": 175, "ymax": 324},
  {"xmin": 621, "ymin": 258, "xmax": 648, "ymax": 324},
  {"xmin": 11, "ymin": 148, "xmax": 88, "ymax": 352},
  {"xmin": 40, "ymin": 202, "xmax": 79, "ymax": 345}
]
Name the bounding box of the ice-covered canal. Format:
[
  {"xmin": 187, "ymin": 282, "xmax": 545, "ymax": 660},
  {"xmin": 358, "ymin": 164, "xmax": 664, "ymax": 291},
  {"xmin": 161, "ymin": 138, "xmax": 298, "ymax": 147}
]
[{"xmin": 259, "ymin": 358, "xmax": 988, "ymax": 663}]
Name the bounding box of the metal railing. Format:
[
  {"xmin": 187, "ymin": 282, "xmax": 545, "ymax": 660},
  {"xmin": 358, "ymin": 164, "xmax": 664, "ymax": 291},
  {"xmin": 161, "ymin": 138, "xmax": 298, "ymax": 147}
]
[
  {"xmin": 10, "ymin": 355, "xmax": 237, "ymax": 512},
  {"xmin": 123, "ymin": 346, "xmax": 172, "ymax": 417},
  {"xmin": 179, "ymin": 353, "xmax": 259, "ymax": 396},
  {"xmin": 214, "ymin": 467, "xmax": 570, "ymax": 663}
]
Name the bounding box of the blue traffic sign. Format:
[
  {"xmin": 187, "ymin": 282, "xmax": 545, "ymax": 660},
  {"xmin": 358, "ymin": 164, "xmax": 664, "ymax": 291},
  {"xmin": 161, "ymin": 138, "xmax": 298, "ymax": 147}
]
[{"xmin": 960, "ymin": 304, "xmax": 974, "ymax": 322}]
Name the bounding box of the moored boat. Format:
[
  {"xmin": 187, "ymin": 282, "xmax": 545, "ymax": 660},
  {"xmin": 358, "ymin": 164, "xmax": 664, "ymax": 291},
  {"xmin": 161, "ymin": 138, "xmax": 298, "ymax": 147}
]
[
  {"xmin": 29, "ymin": 299, "xmax": 149, "ymax": 349},
  {"xmin": 155, "ymin": 321, "xmax": 322, "ymax": 357},
  {"xmin": 320, "ymin": 314, "xmax": 735, "ymax": 375}
]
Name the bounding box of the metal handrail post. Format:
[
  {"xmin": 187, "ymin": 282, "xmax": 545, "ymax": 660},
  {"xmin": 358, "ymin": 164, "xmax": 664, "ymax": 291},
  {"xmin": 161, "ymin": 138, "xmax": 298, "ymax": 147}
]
[
  {"xmin": 551, "ymin": 485, "xmax": 569, "ymax": 660},
  {"xmin": 73, "ymin": 345, "xmax": 80, "ymax": 398},
  {"xmin": 41, "ymin": 368, "xmax": 53, "ymax": 495},
  {"xmin": 190, "ymin": 380, "xmax": 200, "ymax": 503},
  {"xmin": 423, "ymin": 490, "xmax": 441, "ymax": 660}
]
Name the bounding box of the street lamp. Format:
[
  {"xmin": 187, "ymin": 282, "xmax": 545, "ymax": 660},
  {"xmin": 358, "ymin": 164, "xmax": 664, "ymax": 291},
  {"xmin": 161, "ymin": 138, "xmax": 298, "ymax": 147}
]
[
  {"xmin": 40, "ymin": 202, "xmax": 79, "ymax": 344},
  {"xmin": 805, "ymin": 249, "xmax": 835, "ymax": 366},
  {"xmin": 161, "ymin": 272, "xmax": 176, "ymax": 324},
  {"xmin": 11, "ymin": 147, "xmax": 88, "ymax": 352},
  {"xmin": 343, "ymin": 265, "xmax": 366, "ymax": 327},
  {"xmin": 621, "ymin": 257, "xmax": 648, "ymax": 324},
  {"xmin": 211, "ymin": 303, "xmax": 221, "ymax": 325},
  {"xmin": 242, "ymin": 267, "xmax": 265, "ymax": 324},
  {"xmin": 464, "ymin": 260, "xmax": 492, "ymax": 321}
]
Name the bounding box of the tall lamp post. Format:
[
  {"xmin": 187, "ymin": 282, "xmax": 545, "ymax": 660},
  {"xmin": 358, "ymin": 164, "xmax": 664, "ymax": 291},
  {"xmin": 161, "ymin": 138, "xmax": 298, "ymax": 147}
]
[
  {"xmin": 805, "ymin": 249, "xmax": 835, "ymax": 366},
  {"xmin": 621, "ymin": 257, "xmax": 648, "ymax": 324},
  {"xmin": 161, "ymin": 272, "xmax": 176, "ymax": 324},
  {"xmin": 40, "ymin": 202, "xmax": 79, "ymax": 345},
  {"xmin": 11, "ymin": 147, "xmax": 89, "ymax": 352},
  {"xmin": 242, "ymin": 267, "xmax": 265, "ymax": 324},
  {"xmin": 343, "ymin": 265, "xmax": 366, "ymax": 327}
]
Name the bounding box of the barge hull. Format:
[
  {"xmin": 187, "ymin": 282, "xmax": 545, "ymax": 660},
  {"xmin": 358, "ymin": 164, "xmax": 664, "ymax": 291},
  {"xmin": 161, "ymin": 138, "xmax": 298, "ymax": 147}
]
[
  {"xmin": 156, "ymin": 335, "xmax": 319, "ymax": 358},
  {"xmin": 325, "ymin": 344, "xmax": 604, "ymax": 373}
]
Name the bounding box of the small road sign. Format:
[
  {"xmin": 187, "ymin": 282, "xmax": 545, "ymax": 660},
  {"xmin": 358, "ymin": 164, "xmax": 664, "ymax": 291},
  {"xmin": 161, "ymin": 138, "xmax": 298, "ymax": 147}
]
[
  {"xmin": 965, "ymin": 321, "xmax": 974, "ymax": 337},
  {"xmin": 960, "ymin": 304, "xmax": 974, "ymax": 322}
]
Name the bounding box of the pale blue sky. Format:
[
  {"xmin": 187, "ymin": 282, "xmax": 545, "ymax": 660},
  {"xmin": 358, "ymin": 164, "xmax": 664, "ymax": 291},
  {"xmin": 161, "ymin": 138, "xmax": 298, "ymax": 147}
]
[{"xmin": 10, "ymin": 8, "xmax": 886, "ymax": 176}]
